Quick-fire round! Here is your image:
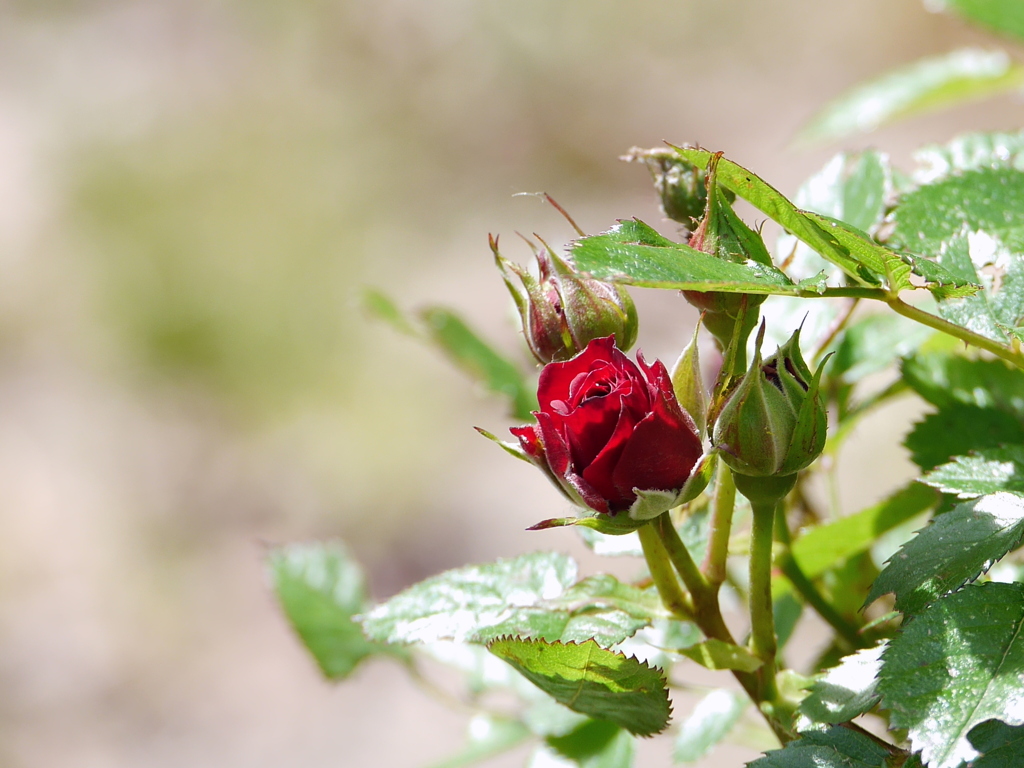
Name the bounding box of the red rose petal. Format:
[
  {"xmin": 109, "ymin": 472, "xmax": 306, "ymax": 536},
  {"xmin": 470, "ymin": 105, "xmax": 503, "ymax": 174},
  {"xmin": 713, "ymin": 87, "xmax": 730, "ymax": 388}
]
[
  {"xmin": 581, "ymin": 402, "xmax": 642, "ymax": 511},
  {"xmin": 536, "ymin": 336, "xmax": 618, "ymax": 411},
  {"xmin": 610, "ymin": 366, "xmax": 702, "ymax": 498}
]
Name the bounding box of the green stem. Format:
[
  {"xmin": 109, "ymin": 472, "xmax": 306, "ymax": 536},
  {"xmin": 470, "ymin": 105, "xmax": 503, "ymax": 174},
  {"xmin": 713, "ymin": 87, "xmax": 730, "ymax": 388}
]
[
  {"xmin": 773, "ymin": 504, "xmax": 863, "ymax": 651},
  {"xmin": 748, "ymin": 499, "xmax": 779, "ymax": 703},
  {"xmin": 638, "ymin": 523, "xmax": 694, "ymax": 620},
  {"xmin": 653, "ymin": 510, "xmax": 794, "ymax": 745},
  {"xmin": 702, "ymin": 462, "xmax": 736, "ymax": 588},
  {"xmin": 797, "ymin": 286, "xmax": 888, "ymax": 300},
  {"xmin": 654, "ymin": 512, "xmax": 710, "ymax": 602},
  {"xmin": 778, "ymin": 555, "xmax": 864, "ymax": 651},
  {"xmin": 812, "ymin": 297, "xmax": 859, "ymax": 364},
  {"xmin": 886, "ymin": 296, "xmax": 1024, "ymax": 370}
]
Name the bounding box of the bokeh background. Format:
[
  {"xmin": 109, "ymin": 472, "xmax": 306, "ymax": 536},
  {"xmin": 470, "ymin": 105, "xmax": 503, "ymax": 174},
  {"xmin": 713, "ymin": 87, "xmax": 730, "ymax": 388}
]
[{"xmin": 0, "ymin": 1, "xmax": 1019, "ymax": 766}]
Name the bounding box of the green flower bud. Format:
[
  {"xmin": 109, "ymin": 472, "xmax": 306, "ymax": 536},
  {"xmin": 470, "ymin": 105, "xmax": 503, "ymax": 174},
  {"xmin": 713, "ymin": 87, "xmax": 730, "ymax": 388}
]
[
  {"xmin": 491, "ymin": 235, "xmax": 639, "ymax": 363},
  {"xmin": 712, "ymin": 324, "xmax": 828, "ymax": 478},
  {"xmin": 679, "ymin": 152, "xmax": 773, "ymax": 361},
  {"xmin": 625, "ymin": 147, "xmax": 735, "ymax": 228}
]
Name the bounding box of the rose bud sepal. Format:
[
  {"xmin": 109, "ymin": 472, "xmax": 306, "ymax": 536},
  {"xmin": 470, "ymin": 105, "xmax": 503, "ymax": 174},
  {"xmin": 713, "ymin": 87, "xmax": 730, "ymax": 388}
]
[
  {"xmin": 528, "ymin": 452, "xmax": 717, "ymax": 534},
  {"xmin": 491, "ymin": 236, "xmax": 638, "ymax": 363},
  {"xmin": 548, "ymin": 246, "xmax": 639, "ymax": 359},
  {"xmin": 624, "ymin": 146, "xmax": 734, "ymax": 228},
  {"xmin": 712, "ymin": 324, "xmax": 828, "ymax": 478},
  {"xmin": 492, "ymin": 236, "xmax": 570, "ymax": 363},
  {"xmin": 680, "ymin": 152, "xmax": 772, "ymax": 366},
  {"xmin": 670, "ymin": 318, "xmax": 708, "ymax": 439}
]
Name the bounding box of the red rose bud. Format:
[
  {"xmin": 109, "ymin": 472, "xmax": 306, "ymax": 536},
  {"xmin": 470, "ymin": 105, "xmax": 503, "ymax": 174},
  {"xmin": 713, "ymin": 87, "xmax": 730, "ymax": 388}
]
[
  {"xmin": 492, "ymin": 236, "xmax": 638, "ymax": 364},
  {"xmin": 511, "ymin": 336, "xmax": 704, "ymax": 520},
  {"xmin": 712, "ymin": 325, "xmax": 828, "ymax": 478}
]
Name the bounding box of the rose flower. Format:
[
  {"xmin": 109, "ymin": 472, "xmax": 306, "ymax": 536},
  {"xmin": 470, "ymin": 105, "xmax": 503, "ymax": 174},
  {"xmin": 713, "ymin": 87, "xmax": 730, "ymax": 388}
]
[{"xmin": 512, "ymin": 336, "xmax": 703, "ymax": 517}]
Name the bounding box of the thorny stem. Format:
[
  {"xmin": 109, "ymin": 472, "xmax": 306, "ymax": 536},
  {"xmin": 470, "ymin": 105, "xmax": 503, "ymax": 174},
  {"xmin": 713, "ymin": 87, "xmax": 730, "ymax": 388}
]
[{"xmin": 702, "ymin": 462, "xmax": 736, "ymax": 588}]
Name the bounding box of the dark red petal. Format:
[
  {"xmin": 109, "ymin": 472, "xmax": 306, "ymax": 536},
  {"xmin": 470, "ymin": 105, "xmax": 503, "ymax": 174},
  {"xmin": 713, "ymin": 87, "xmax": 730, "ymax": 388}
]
[
  {"xmin": 610, "ymin": 376, "xmax": 702, "ymax": 499},
  {"xmin": 510, "ymin": 423, "xmax": 544, "ymax": 460},
  {"xmin": 535, "ymin": 411, "xmax": 573, "ymax": 477},
  {"xmin": 580, "ymin": 403, "xmax": 642, "ymax": 511},
  {"xmin": 564, "ymin": 470, "xmax": 611, "ymax": 514},
  {"xmin": 536, "ymin": 336, "xmax": 618, "ymax": 411},
  {"xmin": 558, "ymin": 390, "xmax": 628, "ymax": 469}
]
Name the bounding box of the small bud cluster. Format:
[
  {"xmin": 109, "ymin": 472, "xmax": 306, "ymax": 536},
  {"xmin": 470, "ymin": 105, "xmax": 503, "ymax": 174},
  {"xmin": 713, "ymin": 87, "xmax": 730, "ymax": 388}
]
[{"xmin": 493, "ymin": 237, "xmax": 638, "ymax": 364}]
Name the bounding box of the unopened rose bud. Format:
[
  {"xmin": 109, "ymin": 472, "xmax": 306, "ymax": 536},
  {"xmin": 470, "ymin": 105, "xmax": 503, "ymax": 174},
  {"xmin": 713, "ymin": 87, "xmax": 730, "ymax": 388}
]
[
  {"xmin": 625, "ymin": 147, "xmax": 734, "ymax": 229},
  {"xmin": 712, "ymin": 324, "xmax": 828, "ymax": 478},
  {"xmin": 492, "ymin": 236, "xmax": 638, "ymax": 364},
  {"xmin": 680, "ymin": 153, "xmax": 773, "ymax": 360}
]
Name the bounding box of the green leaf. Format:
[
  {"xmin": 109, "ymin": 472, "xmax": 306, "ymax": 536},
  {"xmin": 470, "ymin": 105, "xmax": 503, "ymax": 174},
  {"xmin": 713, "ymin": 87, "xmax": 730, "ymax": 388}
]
[
  {"xmin": 797, "ymin": 48, "xmax": 1024, "ymax": 144},
  {"xmin": 829, "ymin": 313, "xmax": 933, "ymax": 385},
  {"xmin": 892, "ymin": 168, "xmax": 1024, "ymax": 345},
  {"xmin": 922, "ymin": 446, "xmax": 1024, "ymax": 497},
  {"xmin": 427, "ymin": 715, "xmax": 532, "ymax": 768},
  {"xmin": 799, "ymin": 643, "xmax": 885, "ymax": 724},
  {"xmin": 790, "ymin": 483, "xmax": 938, "ymax": 580},
  {"xmin": 361, "ymin": 286, "xmax": 418, "ymax": 336},
  {"xmin": 942, "ymin": 0, "xmax": 1024, "ymax": 43},
  {"xmin": 902, "ymin": 252, "xmax": 982, "ymax": 300},
  {"xmin": 866, "ymin": 493, "xmax": 1024, "ymax": 614},
  {"xmin": 800, "ymin": 150, "xmax": 892, "ymax": 233},
  {"xmin": 878, "ymin": 582, "xmax": 1024, "ymax": 768},
  {"xmin": 969, "ymin": 719, "xmax": 1024, "ymax": 767},
  {"xmin": 902, "ymin": 352, "xmax": 1024, "ymax": 419},
  {"xmin": 893, "ymin": 167, "xmax": 1024, "ymax": 254},
  {"xmin": 673, "ymin": 689, "xmax": 747, "ymax": 763},
  {"xmin": 571, "ymin": 219, "xmax": 799, "ymax": 294},
  {"xmin": 675, "ymin": 639, "xmax": 763, "ymax": 672},
  {"xmin": 671, "ymin": 321, "xmax": 707, "ymax": 438},
  {"xmin": 913, "ymin": 131, "xmax": 1024, "ymax": 185},
  {"xmin": 747, "ymin": 725, "xmax": 890, "ymax": 768},
  {"xmin": 268, "ymin": 541, "xmax": 382, "ymax": 680},
  {"xmin": 361, "ymin": 554, "xmax": 654, "ymax": 647},
  {"xmin": 929, "ymin": 231, "xmax": 1024, "ymax": 343},
  {"xmin": 671, "ymin": 146, "xmax": 877, "ymax": 286},
  {"xmin": 545, "ymin": 718, "xmax": 636, "ymax": 768},
  {"xmin": 362, "ymin": 288, "xmax": 537, "ymax": 419},
  {"xmin": 803, "ymin": 213, "xmax": 910, "ymax": 291},
  {"xmin": 774, "ymin": 591, "xmax": 804, "ymax": 650},
  {"xmin": 419, "ymin": 307, "xmax": 537, "ymax": 419},
  {"xmin": 905, "ymin": 404, "xmax": 1024, "ymax": 471},
  {"xmin": 775, "ymin": 151, "xmax": 890, "ymax": 287},
  {"xmin": 487, "ymin": 637, "xmax": 672, "ymax": 737}
]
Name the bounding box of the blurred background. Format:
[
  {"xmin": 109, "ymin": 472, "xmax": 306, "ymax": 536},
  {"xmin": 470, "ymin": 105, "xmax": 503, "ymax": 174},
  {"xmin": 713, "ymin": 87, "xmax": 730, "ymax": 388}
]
[{"xmin": 0, "ymin": 1, "xmax": 1019, "ymax": 766}]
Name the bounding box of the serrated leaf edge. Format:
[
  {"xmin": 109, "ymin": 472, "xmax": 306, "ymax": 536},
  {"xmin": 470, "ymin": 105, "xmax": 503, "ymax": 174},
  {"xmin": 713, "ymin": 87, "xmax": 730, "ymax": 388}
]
[{"xmin": 486, "ymin": 635, "xmax": 673, "ymax": 737}]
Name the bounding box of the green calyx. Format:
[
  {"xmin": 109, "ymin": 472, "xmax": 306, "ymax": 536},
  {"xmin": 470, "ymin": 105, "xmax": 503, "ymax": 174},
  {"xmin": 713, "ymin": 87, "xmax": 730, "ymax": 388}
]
[
  {"xmin": 712, "ymin": 324, "xmax": 828, "ymax": 478},
  {"xmin": 492, "ymin": 235, "xmax": 638, "ymax": 363},
  {"xmin": 732, "ymin": 472, "xmax": 798, "ymax": 508}
]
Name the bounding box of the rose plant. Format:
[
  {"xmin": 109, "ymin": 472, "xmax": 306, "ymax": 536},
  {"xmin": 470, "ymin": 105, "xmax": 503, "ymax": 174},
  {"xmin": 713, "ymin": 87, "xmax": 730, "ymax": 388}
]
[{"xmin": 270, "ymin": 2, "xmax": 1024, "ymax": 766}]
